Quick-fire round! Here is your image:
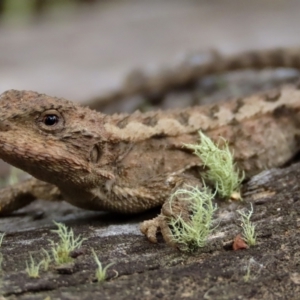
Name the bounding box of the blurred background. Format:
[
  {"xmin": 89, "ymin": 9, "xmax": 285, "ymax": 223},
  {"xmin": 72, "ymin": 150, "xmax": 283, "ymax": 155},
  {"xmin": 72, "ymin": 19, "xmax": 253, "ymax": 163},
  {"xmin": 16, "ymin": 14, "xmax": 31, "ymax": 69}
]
[{"xmin": 0, "ymin": 0, "xmax": 300, "ymax": 104}]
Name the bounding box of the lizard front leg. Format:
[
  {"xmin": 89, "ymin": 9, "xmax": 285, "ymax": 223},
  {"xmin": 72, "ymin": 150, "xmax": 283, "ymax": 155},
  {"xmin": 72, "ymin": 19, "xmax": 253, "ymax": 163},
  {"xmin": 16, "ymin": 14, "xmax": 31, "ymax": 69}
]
[
  {"xmin": 140, "ymin": 173, "xmax": 203, "ymax": 247},
  {"xmin": 0, "ymin": 177, "xmax": 63, "ymax": 215}
]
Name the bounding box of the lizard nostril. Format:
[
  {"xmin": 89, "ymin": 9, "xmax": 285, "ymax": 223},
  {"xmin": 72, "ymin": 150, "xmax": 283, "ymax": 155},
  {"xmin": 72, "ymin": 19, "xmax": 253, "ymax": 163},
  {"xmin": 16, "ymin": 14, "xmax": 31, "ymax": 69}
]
[{"xmin": 0, "ymin": 122, "xmax": 10, "ymax": 132}]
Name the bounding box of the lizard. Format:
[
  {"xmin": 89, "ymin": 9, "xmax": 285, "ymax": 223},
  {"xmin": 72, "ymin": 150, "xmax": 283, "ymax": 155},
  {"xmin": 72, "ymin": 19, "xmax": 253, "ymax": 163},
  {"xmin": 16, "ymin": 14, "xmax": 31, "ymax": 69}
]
[{"xmin": 1, "ymin": 47, "xmax": 300, "ymax": 245}]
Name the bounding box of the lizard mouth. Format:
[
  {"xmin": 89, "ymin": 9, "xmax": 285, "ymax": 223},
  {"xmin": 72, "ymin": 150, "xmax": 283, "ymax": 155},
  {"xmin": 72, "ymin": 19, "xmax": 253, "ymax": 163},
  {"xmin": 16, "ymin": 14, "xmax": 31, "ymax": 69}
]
[
  {"xmin": 0, "ymin": 131, "xmax": 48, "ymax": 171},
  {"xmin": 0, "ymin": 129, "xmax": 91, "ymax": 186}
]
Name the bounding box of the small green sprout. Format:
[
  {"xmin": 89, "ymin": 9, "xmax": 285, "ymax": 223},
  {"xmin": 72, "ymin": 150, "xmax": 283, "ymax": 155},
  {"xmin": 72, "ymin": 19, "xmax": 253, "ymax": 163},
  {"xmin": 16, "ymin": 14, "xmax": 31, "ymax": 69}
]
[
  {"xmin": 41, "ymin": 248, "xmax": 51, "ymax": 271},
  {"xmin": 168, "ymin": 184, "xmax": 217, "ymax": 252},
  {"xmin": 185, "ymin": 131, "xmax": 244, "ymax": 200},
  {"xmin": 0, "ymin": 167, "xmax": 23, "ymax": 188},
  {"xmin": 0, "ymin": 234, "xmax": 4, "ymax": 283},
  {"xmin": 0, "ymin": 252, "xmax": 3, "ymax": 274},
  {"xmin": 243, "ymin": 260, "xmax": 252, "ymax": 283},
  {"xmin": 243, "ymin": 257, "xmax": 263, "ymax": 282},
  {"xmin": 91, "ymin": 248, "xmax": 114, "ymax": 283},
  {"xmin": 7, "ymin": 167, "xmax": 23, "ymax": 186},
  {"xmin": 237, "ymin": 204, "xmax": 256, "ymax": 246},
  {"xmin": 25, "ymin": 254, "xmax": 43, "ymax": 278},
  {"xmin": 49, "ymin": 221, "xmax": 86, "ymax": 265},
  {"xmin": 0, "ymin": 233, "xmax": 4, "ymax": 247}
]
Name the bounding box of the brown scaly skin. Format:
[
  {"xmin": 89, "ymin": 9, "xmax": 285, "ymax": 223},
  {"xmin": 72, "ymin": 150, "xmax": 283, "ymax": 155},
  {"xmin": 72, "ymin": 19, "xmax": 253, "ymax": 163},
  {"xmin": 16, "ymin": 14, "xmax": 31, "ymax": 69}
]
[{"xmin": 1, "ymin": 48, "xmax": 300, "ymax": 245}]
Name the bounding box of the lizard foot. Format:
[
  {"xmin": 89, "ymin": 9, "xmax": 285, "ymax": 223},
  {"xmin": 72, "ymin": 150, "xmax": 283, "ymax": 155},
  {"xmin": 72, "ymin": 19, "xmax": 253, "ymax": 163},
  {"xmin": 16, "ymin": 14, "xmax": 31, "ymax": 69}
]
[
  {"xmin": 140, "ymin": 183, "xmax": 198, "ymax": 248},
  {"xmin": 140, "ymin": 215, "xmax": 163, "ymax": 244},
  {"xmin": 140, "ymin": 214, "xmax": 176, "ymax": 246}
]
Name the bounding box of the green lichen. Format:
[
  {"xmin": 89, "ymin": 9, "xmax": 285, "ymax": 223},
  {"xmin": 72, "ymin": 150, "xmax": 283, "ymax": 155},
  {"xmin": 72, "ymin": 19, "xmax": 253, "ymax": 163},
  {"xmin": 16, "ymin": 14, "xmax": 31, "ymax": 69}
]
[
  {"xmin": 237, "ymin": 203, "xmax": 256, "ymax": 246},
  {"xmin": 49, "ymin": 221, "xmax": 86, "ymax": 265},
  {"xmin": 41, "ymin": 248, "xmax": 51, "ymax": 271},
  {"xmin": 168, "ymin": 184, "xmax": 217, "ymax": 252},
  {"xmin": 0, "ymin": 233, "xmax": 4, "ymax": 247},
  {"xmin": 91, "ymin": 248, "xmax": 114, "ymax": 283},
  {"xmin": 25, "ymin": 254, "xmax": 43, "ymax": 278},
  {"xmin": 185, "ymin": 131, "xmax": 244, "ymax": 200}
]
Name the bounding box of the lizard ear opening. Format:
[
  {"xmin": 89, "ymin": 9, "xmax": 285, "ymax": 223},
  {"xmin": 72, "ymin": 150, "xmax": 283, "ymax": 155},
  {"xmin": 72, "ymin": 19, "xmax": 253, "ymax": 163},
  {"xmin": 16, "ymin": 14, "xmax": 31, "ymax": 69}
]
[{"xmin": 90, "ymin": 144, "xmax": 101, "ymax": 164}]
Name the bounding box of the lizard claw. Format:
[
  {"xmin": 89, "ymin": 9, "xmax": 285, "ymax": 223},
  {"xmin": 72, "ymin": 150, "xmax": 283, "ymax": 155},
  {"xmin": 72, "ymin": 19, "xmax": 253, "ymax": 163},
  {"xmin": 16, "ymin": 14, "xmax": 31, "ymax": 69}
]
[
  {"xmin": 140, "ymin": 216, "xmax": 161, "ymax": 243},
  {"xmin": 140, "ymin": 214, "xmax": 175, "ymax": 246},
  {"xmin": 140, "ymin": 213, "xmax": 177, "ymax": 247}
]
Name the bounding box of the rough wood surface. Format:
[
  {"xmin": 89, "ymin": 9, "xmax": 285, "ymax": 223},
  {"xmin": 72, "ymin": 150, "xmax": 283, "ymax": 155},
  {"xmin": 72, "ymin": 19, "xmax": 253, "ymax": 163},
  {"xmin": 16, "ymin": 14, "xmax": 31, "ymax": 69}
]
[{"xmin": 1, "ymin": 162, "xmax": 299, "ymax": 299}]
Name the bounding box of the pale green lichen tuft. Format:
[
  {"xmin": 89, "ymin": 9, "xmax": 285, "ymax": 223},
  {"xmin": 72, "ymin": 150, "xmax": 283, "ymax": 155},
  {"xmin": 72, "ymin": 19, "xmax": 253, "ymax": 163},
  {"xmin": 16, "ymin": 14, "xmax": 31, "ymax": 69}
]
[
  {"xmin": 0, "ymin": 233, "xmax": 4, "ymax": 247},
  {"xmin": 49, "ymin": 221, "xmax": 87, "ymax": 265},
  {"xmin": 0, "ymin": 252, "xmax": 3, "ymax": 274},
  {"xmin": 237, "ymin": 203, "xmax": 256, "ymax": 246},
  {"xmin": 41, "ymin": 248, "xmax": 52, "ymax": 271},
  {"xmin": 91, "ymin": 248, "xmax": 114, "ymax": 283},
  {"xmin": 168, "ymin": 184, "xmax": 217, "ymax": 252},
  {"xmin": 185, "ymin": 131, "xmax": 244, "ymax": 200},
  {"xmin": 25, "ymin": 253, "xmax": 43, "ymax": 278}
]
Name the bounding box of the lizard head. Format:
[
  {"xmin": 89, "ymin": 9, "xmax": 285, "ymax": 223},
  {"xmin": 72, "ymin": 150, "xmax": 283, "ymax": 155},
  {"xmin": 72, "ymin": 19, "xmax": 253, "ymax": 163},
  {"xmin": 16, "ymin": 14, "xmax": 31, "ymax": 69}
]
[{"xmin": 0, "ymin": 89, "xmax": 117, "ymax": 188}]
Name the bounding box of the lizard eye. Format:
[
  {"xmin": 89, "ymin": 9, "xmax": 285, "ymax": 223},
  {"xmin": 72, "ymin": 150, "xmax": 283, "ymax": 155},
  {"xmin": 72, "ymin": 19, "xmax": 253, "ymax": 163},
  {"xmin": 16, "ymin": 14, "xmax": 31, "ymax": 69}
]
[
  {"xmin": 38, "ymin": 109, "xmax": 64, "ymax": 132},
  {"xmin": 43, "ymin": 114, "xmax": 59, "ymax": 126}
]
